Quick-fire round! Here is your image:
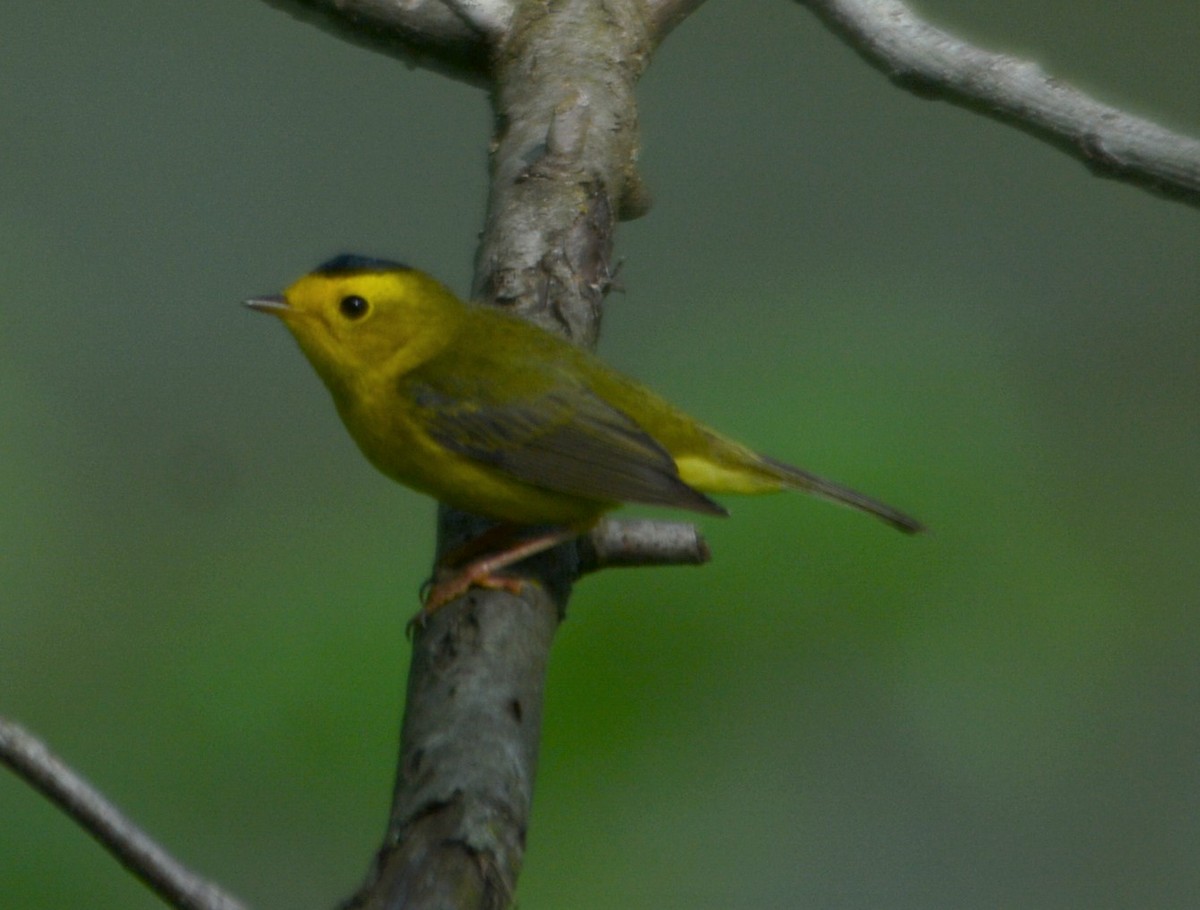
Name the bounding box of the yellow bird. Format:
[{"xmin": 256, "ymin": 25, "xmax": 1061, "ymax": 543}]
[{"xmin": 247, "ymin": 255, "xmax": 922, "ymax": 614}]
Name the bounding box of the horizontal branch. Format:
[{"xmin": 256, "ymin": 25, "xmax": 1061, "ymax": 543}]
[
  {"xmin": 0, "ymin": 718, "xmax": 248, "ymax": 910},
  {"xmin": 577, "ymin": 517, "xmax": 711, "ymax": 574},
  {"xmin": 804, "ymin": 0, "xmax": 1200, "ymax": 206}
]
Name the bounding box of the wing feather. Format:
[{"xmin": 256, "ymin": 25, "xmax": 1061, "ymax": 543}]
[{"xmin": 409, "ymin": 373, "xmax": 726, "ymax": 516}]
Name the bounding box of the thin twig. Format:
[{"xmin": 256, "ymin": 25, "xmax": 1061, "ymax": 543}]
[
  {"xmin": 257, "ymin": 0, "xmax": 492, "ymax": 86},
  {"xmin": 642, "ymin": 0, "xmax": 710, "ymax": 42},
  {"xmin": 803, "ymin": 0, "xmax": 1200, "ymax": 206},
  {"xmin": 577, "ymin": 517, "xmax": 711, "ymax": 574},
  {"xmin": 0, "ymin": 717, "xmax": 249, "ymax": 910}
]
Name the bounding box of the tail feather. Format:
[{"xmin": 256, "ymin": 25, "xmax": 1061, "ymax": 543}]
[{"xmin": 759, "ymin": 455, "xmax": 925, "ymax": 534}]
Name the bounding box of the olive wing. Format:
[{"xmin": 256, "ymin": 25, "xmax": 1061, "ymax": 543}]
[{"xmin": 408, "ymin": 374, "xmax": 727, "ymax": 517}]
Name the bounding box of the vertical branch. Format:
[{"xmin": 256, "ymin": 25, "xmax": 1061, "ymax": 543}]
[
  {"xmin": 344, "ymin": 2, "xmax": 652, "ymax": 908},
  {"xmin": 474, "ymin": 0, "xmax": 653, "ymax": 339}
]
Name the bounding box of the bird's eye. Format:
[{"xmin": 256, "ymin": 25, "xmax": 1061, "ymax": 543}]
[{"xmin": 339, "ymin": 295, "xmax": 369, "ymax": 319}]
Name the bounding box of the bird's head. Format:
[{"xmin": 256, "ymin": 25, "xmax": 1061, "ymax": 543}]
[{"xmin": 246, "ymin": 254, "xmax": 465, "ymax": 394}]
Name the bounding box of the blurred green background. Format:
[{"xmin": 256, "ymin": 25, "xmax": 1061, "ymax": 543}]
[{"xmin": 3, "ymin": 2, "xmax": 1198, "ymax": 908}]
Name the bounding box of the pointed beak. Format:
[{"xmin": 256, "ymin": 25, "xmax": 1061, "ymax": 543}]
[{"xmin": 244, "ymin": 294, "xmax": 290, "ymax": 316}]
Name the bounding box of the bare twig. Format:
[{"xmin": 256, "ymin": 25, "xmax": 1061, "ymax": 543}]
[
  {"xmin": 578, "ymin": 517, "xmax": 711, "ymax": 574},
  {"xmin": 803, "ymin": 0, "xmax": 1200, "ymax": 206},
  {"xmin": 441, "ymin": 0, "xmax": 515, "ymax": 39},
  {"xmin": 0, "ymin": 717, "xmax": 248, "ymax": 910},
  {"xmin": 257, "ymin": 0, "xmax": 492, "ymax": 86},
  {"xmin": 642, "ymin": 0, "xmax": 710, "ymax": 42}
]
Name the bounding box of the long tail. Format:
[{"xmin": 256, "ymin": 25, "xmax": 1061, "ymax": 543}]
[{"xmin": 759, "ymin": 455, "xmax": 925, "ymax": 534}]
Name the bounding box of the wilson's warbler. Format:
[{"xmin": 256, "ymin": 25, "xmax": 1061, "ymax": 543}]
[{"xmin": 246, "ymin": 255, "xmax": 922, "ymax": 613}]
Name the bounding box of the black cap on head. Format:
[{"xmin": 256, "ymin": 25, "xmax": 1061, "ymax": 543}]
[{"xmin": 314, "ymin": 254, "xmax": 410, "ymax": 275}]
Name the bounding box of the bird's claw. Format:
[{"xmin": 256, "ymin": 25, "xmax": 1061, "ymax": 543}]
[{"xmin": 405, "ymin": 570, "xmax": 528, "ymax": 638}]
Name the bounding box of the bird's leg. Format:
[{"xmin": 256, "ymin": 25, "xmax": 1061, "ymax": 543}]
[
  {"xmin": 410, "ymin": 523, "xmax": 588, "ymax": 631},
  {"xmin": 434, "ymin": 521, "xmax": 529, "ymax": 572}
]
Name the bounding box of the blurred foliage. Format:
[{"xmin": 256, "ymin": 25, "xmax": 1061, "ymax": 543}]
[{"xmin": 2, "ymin": 1, "xmax": 1198, "ymax": 909}]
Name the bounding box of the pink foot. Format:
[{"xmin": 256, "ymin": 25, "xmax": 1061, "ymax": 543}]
[{"xmin": 406, "ymin": 569, "xmax": 529, "ymax": 635}]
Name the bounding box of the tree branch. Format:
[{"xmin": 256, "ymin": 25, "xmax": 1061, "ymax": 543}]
[
  {"xmin": 344, "ymin": 2, "xmax": 655, "ymax": 908},
  {"xmin": 257, "ymin": 0, "xmax": 493, "ymax": 86},
  {"xmin": 803, "ymin": 0, "xmax": 1200, "ymax": 206},
  {"xmin": 253, "ymin": 0, "xmax": 710, "ymax": 88},
  {"xmin": 0, "ymin": 718, "xmax": 248, "ymax": 910},
  {"xmin": 578, "ymin": 517, "xmax": 711, "ymax": 574},
  {"xmin": 642, "ymin": 0, "xmax": 709, "ymax": 43},
  {"xmin": 441, "ymin": 0, "xmax": 516, "ymax": 39}
]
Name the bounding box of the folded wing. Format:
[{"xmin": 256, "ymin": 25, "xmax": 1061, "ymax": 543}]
[{"xmin": 409, "ymin": 373, "xmax": 727, "ymax": 517}]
